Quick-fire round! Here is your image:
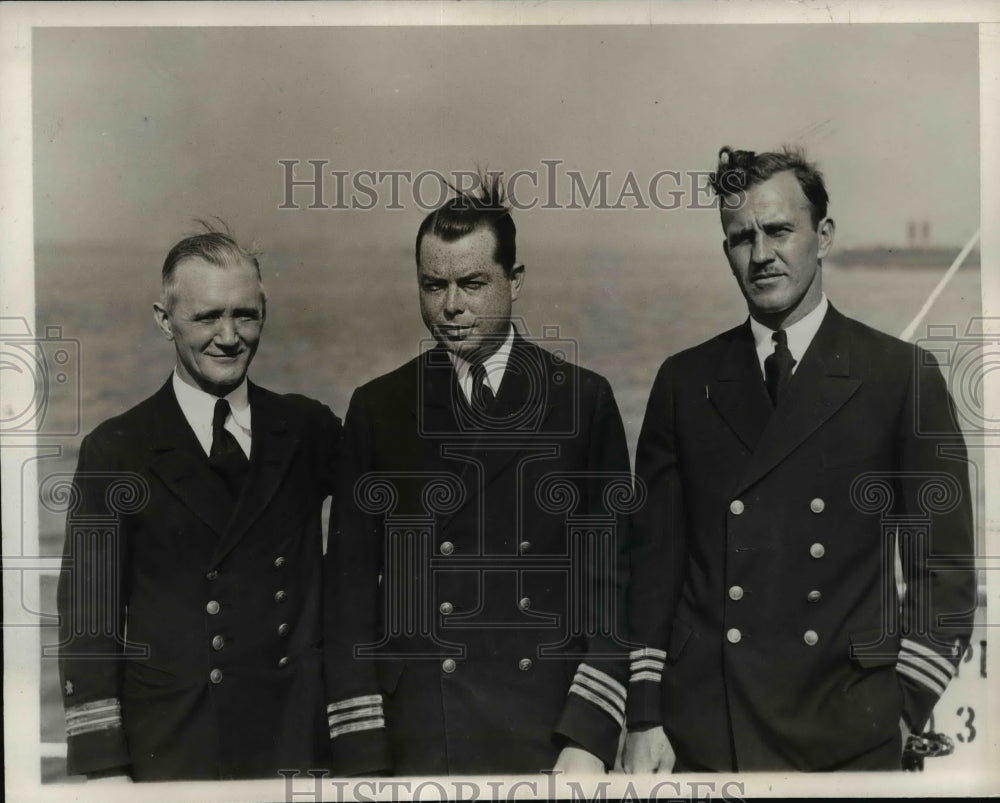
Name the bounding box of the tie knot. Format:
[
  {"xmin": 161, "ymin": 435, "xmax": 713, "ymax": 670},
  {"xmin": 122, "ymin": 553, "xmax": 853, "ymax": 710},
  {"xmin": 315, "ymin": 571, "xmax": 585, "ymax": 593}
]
[
  {"xmin": 212, "ymin": 398, "xmax": 231, "ymax": 430},
  {"xmin": 772, "ymin": 329, "xmax": 788, "ymax": 348}
]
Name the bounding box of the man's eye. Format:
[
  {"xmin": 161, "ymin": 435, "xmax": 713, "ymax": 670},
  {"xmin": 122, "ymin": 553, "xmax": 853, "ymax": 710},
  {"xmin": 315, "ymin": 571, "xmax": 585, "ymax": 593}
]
[{"xmin": 463, "ymin": 282, "xmax": 484, "ymax": 290}]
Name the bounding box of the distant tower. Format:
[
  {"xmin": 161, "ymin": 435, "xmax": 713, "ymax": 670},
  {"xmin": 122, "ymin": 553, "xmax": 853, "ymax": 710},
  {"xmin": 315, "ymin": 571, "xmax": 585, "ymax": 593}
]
[
  {"xmin": 921, "ymin": 220, "xmax": 931, "ymax": 245},
  {"xmin": 907, "ymin": 220, "xmax": 917, "ymax": 246}
]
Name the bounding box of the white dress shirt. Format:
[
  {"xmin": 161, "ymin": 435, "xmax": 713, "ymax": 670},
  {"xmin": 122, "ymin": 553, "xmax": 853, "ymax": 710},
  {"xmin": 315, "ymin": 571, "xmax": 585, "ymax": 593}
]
[
  {"xmin": 446, "ymin": 325, "xmax": 515, "ymax": 404},
  {"xmin": 172, "ymin": 371, "xmax": 252, "ymax": 458},
  {"xmin": 749, "ymin": 294, "xmax": 830, "ymax": 377}
]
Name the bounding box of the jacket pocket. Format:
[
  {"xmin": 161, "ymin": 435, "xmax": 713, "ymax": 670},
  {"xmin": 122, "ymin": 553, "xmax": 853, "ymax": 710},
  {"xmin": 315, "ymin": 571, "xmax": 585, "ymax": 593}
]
[
  {"xmin": 124, "ymin": 658, "xmax": 178, "ymax": 687},
  {"xmin": 122, "ymin": 658, "xmax": 182, "ymax": 702},
  {"xmin": 666, "ymin": 619, "xmax": 693, "ymax": 664},
  {"xmin": 375, "ymin": 659, "xmax": 405, "ymax": 695},
  {"xmin": 289, "ymin": 640, "xmax": 323, "ymax": 661},
  {"xmin": 849, "ymin": 628, "xmax": 900, "ymax": 668}
]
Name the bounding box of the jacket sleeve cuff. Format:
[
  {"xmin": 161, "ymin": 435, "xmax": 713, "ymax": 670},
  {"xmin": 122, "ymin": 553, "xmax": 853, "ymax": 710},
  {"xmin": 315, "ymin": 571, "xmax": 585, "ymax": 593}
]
[
  {"xmin": 327, "ymin": 695, "xmax": 392, "ymax": 776},
  {"xmin": 625, "ymin": 647, "xmax": 664, "ymax": 729},
  {"xmin": 897, "ymin": 636, "xmax": 962, "ymax": 732},
  {"xmin": 66, "ymin": 725, "xmax": 130, "ymax": 777},
  {"xmin": 896, "ymin": 637, "xmax": 958, "ymax": 731},
  {"xmin": 899, "ymin": 677, "xmax": 941, "ymax": 733},
  {"xmin": 553, "ymin": 663, "xmax": 626, "ymax": 769}
]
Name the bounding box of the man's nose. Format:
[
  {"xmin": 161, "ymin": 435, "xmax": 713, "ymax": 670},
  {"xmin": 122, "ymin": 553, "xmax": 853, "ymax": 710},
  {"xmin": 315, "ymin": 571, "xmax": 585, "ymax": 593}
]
[
  {"xmin": 443, "ymin": 285, "xmax": 463, "ymax": 316},
  {"xmin": 750, "ymin": 232, "xmax": 774, "ymax": 265},
  {"xmin": 215, "ymin": 317, "xmax": 239, "ymax": 346}
]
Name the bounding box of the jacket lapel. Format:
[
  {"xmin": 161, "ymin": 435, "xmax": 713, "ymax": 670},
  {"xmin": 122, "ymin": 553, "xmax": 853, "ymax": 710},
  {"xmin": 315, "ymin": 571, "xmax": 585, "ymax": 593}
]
[
  {"xmin": 147, "ymin": 378, "xmax": 232, "ymax": 536},
  {"xmin": 415, "ymin": 345, "xmax": 465, "ymax": 439},
  {"xmin": 210, "ymin": 382, "xmax": 300, "ymax": 565},
  {"xmin": 708, "ymin": 323, "xmax": 774, "ymax": 452},
  {"xmin": 735, "ymin": 305, "xmax": 861, "ymax": 495}
]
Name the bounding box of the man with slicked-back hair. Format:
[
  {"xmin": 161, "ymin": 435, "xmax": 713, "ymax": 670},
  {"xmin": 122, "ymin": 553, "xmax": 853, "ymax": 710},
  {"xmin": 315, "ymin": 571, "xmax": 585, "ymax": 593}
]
[
  {"xmin": 623, "ymin": 146, "xmax": 975, "ymax": 772},
  {"xmin": 57, "ymin": 227, "xmax": 342, "ymax": 781}
]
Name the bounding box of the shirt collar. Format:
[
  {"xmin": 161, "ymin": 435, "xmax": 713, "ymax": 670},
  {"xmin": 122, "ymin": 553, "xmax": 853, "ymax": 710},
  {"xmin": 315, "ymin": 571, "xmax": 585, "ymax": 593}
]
[
  {"xmin": 447, "ymin": 324, "xmax": 516, "ymax": 397},
  {"xmin": 172, "ymin": 370, "xmax": 251, "ymax": 430},
  {"xmin": 749, "ymin": 294, "xmax": 829, "ymax": 372}
]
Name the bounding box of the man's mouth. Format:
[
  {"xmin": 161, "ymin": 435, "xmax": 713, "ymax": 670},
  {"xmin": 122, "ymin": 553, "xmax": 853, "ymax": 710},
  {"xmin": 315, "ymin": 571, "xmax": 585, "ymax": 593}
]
[
  {"xmin": 438, "ymin": 325, "xmax": 474, "ymax": 338},
  {"xmin": 751, "ymin": 272, "xmax": 785, "ymax": 284}
]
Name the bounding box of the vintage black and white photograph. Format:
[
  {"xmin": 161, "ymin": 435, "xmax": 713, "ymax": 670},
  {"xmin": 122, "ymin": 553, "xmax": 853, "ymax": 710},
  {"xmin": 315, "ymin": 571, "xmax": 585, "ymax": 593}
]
[{"xmin": 1, "ymin": 2, "xmax": 997, "ymax": 801}]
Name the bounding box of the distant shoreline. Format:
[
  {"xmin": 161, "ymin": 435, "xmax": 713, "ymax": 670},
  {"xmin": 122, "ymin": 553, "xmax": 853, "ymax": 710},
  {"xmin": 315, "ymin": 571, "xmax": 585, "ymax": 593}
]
[{"xmin": 830, "ymin": 245, "xmax": 981, "ymax": 269}]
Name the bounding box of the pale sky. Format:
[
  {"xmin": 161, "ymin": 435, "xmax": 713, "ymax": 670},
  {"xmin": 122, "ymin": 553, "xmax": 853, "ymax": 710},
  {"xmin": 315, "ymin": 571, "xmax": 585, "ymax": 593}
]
[{"xmin": 33, "ymin": 24, "xmax": 979, "ymax": 257}]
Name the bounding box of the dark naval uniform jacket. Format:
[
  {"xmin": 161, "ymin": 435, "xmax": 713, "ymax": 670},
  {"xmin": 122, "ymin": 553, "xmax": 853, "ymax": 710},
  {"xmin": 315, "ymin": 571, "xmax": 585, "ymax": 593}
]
[
  {"xmin": 626, "ymin": 304, "xmax": 975, "ymax": 771},
  {"xmin": 57, "ymin": 377, "xmax": 342, "ymax": 780},
  {"xmin": 324, "ymin": 335, "xmax": 632, "ymax": 775}
]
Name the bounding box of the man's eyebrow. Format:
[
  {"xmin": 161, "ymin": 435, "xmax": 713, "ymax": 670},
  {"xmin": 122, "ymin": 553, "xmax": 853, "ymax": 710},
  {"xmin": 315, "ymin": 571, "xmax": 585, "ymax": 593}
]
[
  {"xmin": 419, "ymin": 270, "xmax": 490, "ymax": 282},
  {"xmin": 191, "ymin": 306, "xmax": 225, "ymax": 318},
  {"xmin": 726, "ymin": 222, "xmax": 755, "ymax": 239},
  {"xmin": 728, "ymin": 215, "xmax": 793, "ymax": 238}
]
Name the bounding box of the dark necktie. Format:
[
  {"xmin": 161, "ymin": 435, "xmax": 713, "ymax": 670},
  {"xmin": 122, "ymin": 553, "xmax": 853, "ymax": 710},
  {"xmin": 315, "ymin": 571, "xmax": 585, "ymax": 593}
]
[
  {"xmin": 210, "ymin": 398, "xmax": 249, "ymax": 495},
  {"xmin": 470, "ymin": 361, "xmax": 495, "ymax": 413},
  {"xmin": 764, "ymin": 329, "xmax": 796, "ymax": 405}
]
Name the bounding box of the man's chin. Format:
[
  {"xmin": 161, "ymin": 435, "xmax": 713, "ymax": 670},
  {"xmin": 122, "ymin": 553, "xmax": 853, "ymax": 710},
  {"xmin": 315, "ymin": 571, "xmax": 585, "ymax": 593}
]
[
  {"xmin": 437, "ymin": 338, "xmax": 478, "ymax": 359},
  {"xmin": 747, "ymin": 292, "xmax": 794, "ymax": 318},
  {"xmin": 198, "ymin": 371, "xmax": 249, "ymax": 397}
]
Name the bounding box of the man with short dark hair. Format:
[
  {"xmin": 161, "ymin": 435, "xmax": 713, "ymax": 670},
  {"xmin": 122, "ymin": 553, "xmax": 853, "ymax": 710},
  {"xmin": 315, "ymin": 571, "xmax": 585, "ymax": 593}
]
[
  {"xmin": 324, "ymin": 177, "xmax": 632, "ymax": 775},
  {"xmin": 622, "ymin": 146, "xmax": 975, "ymax": 772},
  {"xmin": 57, "ymin": 229, "xmax": 342, "ymax": 781}
]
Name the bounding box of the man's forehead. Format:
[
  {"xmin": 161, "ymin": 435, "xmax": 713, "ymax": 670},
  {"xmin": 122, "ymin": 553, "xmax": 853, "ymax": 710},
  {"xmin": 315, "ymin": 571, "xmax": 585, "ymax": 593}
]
[
  {"xmin": 170, "ymin": 260, "xmax": 263, "ymax": 305},
  {"xmin": 722, "ymin": 173, "xmax": 811, "ymax": 228},
  {"xmin": 174, "ymin": 255, "xmax": 257, "ymax": 276},
  {"xmin": 419, "ymin": 229, "xmax": 501, "ymax": 274},
  {"xmin": 170, "ymin": 259, "xmax": 260, "ymax": 298}
]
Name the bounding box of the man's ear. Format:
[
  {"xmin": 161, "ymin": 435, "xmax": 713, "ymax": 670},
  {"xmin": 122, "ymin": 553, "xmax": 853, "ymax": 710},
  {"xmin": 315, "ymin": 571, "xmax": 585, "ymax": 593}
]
[
  {"xmin": 153, "ymin": 301, "xmax": 174, "ymax": 341},
  {"xmin": 817, "ymin": 217, "xmax": 835, "ymax": 259},
  {"xmin": 509, "ymin": 263, "xmax": 526, "ymax": 302}
]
